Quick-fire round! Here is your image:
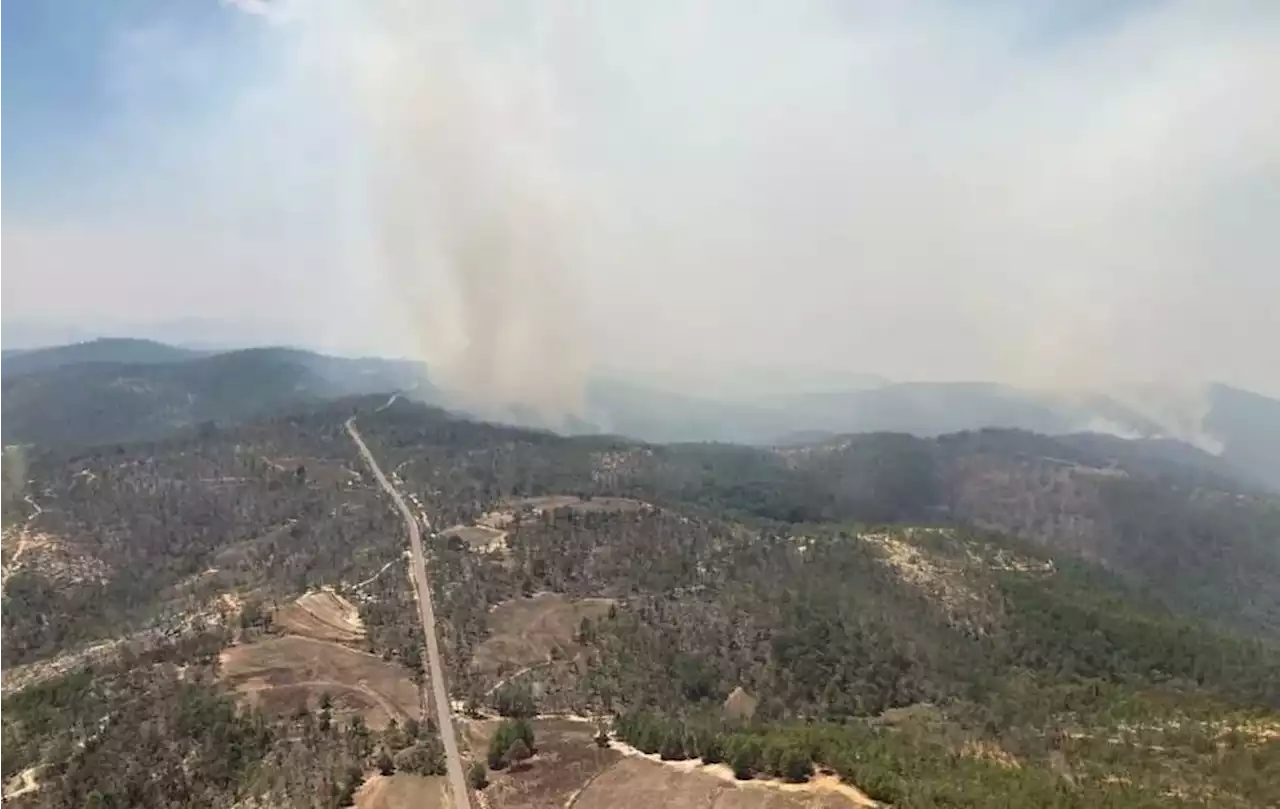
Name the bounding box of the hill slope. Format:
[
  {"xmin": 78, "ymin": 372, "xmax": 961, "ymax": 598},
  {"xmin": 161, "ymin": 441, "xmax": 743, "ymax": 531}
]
[
  {"xmin": 1, "ymin": 346, "xmax": 431, "ymax": 447},
  {"xmin": 1, "ymin": 338, "xmax": 204, "ymax": 376},
  {"xmin": 581, "ymin": 379, "xmax": 1280, "ymax": 491},
  {"xmin": 4, "ymin": 398, "xmax": 1278, "ymax": 808},
  {"xmin": 635, "ymin": 429, "xmax": 1280, "ymax": 638}
]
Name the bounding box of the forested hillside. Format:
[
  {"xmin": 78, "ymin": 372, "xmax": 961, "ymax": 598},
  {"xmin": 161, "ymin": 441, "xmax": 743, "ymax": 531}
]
[
  {"xmin": 1, "ymin": 341, "xmax": 428, "ymax": 447},
  {"xmin": 4, "ymin": 397, "xmax": 1279, "ymax": 808},
  {"xmin": 365, "ymin": 401, "xmax": 1280, "ymax": 639},
  {"xmin": 362, "ymin": 401, "xmax": 1280, "ymax": 807}
]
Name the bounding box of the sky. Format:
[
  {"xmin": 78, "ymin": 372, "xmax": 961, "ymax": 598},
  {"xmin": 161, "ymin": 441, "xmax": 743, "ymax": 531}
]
[{"xmin": 4, "ymin": 0, "xmax": 1279, "ymax": 405}]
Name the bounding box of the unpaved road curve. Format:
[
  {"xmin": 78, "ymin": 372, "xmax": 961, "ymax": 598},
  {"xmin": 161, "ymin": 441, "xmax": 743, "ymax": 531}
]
[{"xmin": 346, "ymin": 418, "xmax": 471, "ymax": 809}]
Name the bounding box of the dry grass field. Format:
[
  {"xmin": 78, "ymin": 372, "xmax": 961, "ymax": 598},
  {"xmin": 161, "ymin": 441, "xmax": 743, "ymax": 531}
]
[
  {"xmin": 354, "ymin": 773, "xmax": 447, "ymax": 809},
  {"xmin": 219, "ymin": 634, "xmax": 418, "ymax": 730},
  {"xmin": 472, "ymin": 593, "xmax": 615, "ymax": 678},
  {"xmin": 275, "ymin": 589, "xmax": 366, "ymax": 643},
  {"xmin": 442, "ymin": 495, "xmax": 649, "ymax": 555},
  {"xmin": 465, "ymin": 721, "xmax": 875, "ymax": 809},
  {"xmin": 464, "ymin": 717, "xmax": 871, "ymax": 809},
  {"xmin": 441, "ymin": 524, "xmax": 509, "ymax": 552},
  {"xmin": 466, "ymin": 717, "xmax": 621, "ymax": 808},
  {"xmin": 571, "ymin": 756, "xmax": 869, "ymax": 809}
]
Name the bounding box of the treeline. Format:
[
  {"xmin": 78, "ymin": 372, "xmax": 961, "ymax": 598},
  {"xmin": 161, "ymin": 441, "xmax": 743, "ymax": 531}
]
[
  {"xmin": 611, "ymin": 711, "xmax": 1215, "ymax": 809},
  {"xmin": 615, "ymin": 710, "xmax": 812, "ymax": 782}
]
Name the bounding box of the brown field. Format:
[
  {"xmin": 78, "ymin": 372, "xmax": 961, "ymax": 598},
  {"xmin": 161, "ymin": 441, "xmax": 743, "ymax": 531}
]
[
  {"xmin": 442, "ymin": 524, "xmax": 508, "ymax": 552},
  {"xmin": 472, "ymin": 593, "xmax": 615, "ymax": 678},
  {"xmin": 467, "ymin": 717, "xmax": 622, "ymax": 809},
  {"xmin": 276, "ymin": 589, "xmax": 366, "ymax": 643},
  {"xmin": 444, "ymin": 496, "xmax": 649, "ymax": 556},
  {"xmin": 468, "ymin": 718, "xmax": 869, "ymax": 809},
  {"xmin": 263, "ymin": 455, "xmax": 362, "ymax": 488},
  {"xmin": 571, "ymin": 757, "xmax": 867, "ymax": 809},
  {"xmin": 354, "ymin": 773, "xmax": 447, "ymax": 809},
  {"xmin": 219, "ymin": 635, "xmax": 418, "ymax": 730}
]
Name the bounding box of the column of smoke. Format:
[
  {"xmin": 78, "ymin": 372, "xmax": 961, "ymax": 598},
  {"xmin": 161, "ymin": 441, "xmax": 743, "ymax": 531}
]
[{"xmin": 320, "ymin": 0, "xmax": 588, "ymax": 424}]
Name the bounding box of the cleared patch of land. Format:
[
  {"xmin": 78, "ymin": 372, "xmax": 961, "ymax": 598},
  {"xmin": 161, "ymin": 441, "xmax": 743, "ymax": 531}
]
[
  {"xmin": 219, "ymin": 635, "xmax": 418, "ymax": 730},
  {"xmin": 354, "ymin": 773, "xmax": 447, "ymax": 809},
  {"xmin": 472, "ymin": 593, "xmax": 615, "ymax": 678},
  {"xmin": 465, "ymin": 717, "xmax": 621, "ymax": 808},
  {"xmin": 441, "ymin": 524, "xmax": 509, "ymax": 553},
  {"xmin": 276, "ymin": 588, "xmax": 366, "ymax": 643},
  {"xmin": 444, "ymin": 496, "xmax": 650, "ymax": 555},
  {"xmin": 1, "ymin": 528, "xmax": 108, "ymax": 592},
  {"xmin": 2, "ymin": 767, "xmax": 41, "ymax": 802},
  {"xmin": 464, "ymin": 717, "xmax": 875, "ymax": 809},
  {"xmin": 573, "ymin": 755, "xmax": 868, "ymax": 809}
]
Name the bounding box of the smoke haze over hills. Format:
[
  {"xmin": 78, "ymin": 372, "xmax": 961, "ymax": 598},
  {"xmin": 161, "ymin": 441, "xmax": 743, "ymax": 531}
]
[{"xmin": 4, "ymin": 1, "xmax": 1279, "ymax": 416}]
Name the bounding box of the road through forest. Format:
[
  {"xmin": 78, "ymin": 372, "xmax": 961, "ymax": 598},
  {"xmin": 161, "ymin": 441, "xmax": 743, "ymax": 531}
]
[{"xmin": 346, "ymin": 418, "xmax": 471, "ymax": 809}]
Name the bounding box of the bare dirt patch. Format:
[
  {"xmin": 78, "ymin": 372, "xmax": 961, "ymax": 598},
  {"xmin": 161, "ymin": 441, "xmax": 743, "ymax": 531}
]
[
  {"xmin": 354, "ymin": 773, "xmax": 447, "ymax": 809},
  {"xmin": 472, "ymin": 594, "xmax": 615, "ymax": 679},
  {"xmin": 860, "ymin": 531, "xmax": 995, "ymax": 634},
  {"xmin": 276, "ymin": 589, "xmax": 366, "ymax": 643},
  {"xmin": 1, "ymin": 528, "xmax": 108, "ymax": 591},
  {"xmin": 604, "ymin": 738, "xmax": 877, "ymax": 809},
  {"xmin": 2, "ymin": 767, "xmax": 41, "ymax": 802},
  {"xmin": 442, "ymin": 524, "xmax": 509, "ymax": 553},
  {"xmin": 572, "ymin": 756, "xmax": 866, "ymax": 809},
  {"xmin": 219, "ymin": 635, "xmax": 418, "ymax": 730}
]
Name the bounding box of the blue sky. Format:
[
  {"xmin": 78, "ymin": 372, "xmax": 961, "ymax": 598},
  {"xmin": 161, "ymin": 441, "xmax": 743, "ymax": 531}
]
[
  {"xmin": 4, "ymin": 2, "xmax": 262, "ymax": 213},
  {"xmin": 0, "ymin": 0, "xmax": 1164, "ymax": 219},
  {"xmin": 4, "ymin": 1, "xmax": 1279, "ymax": 398}
]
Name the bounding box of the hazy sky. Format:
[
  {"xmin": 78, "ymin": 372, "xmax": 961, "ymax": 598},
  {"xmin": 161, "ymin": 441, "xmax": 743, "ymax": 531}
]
[{"xmin": 4, "ymin": 0, "xmax": 1279, "ymax": 399}]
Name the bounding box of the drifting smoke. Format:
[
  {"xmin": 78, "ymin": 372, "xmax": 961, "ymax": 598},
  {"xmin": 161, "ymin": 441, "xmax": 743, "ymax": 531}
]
[
  {"xmin": 1106, "ymin": 383, "xmax": 1225, "ymax": 455},
  {"xmin": 302, "ymin": 0, "xmax": 589, "ymax": 422},
  {"xmin": 1057, "ymin": 384, "xmax": 1225, "ymax": 454},
  {"xmin": 7, "ymin": 2, "xmax": 1278, "ymax": 408}
]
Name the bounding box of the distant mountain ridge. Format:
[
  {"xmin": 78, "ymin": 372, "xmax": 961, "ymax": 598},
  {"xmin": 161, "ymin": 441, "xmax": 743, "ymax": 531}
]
[
  {"xmin": 3, "ymin": 337, "xmax": 1277, "ymax": 492},
  {"xmin": 1, "ymin": 338, "xmax": 207, "ymax": 376},
  {"xmin": 1, "ymin": 339, "xmax": 433, "ymax": 447},
  {"xmin": 582, "ymin": 375, "xmax": 1280, "ymax": 491}
]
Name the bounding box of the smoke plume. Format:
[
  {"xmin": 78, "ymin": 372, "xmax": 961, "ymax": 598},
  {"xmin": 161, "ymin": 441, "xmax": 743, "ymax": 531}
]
[
  {"xmin": 6, "ymin": 2, "xmax": 1278, "ymax": 402},
  {"xmin": 310, "ymin": 0, "xmax": 589, "ymax": 421}
]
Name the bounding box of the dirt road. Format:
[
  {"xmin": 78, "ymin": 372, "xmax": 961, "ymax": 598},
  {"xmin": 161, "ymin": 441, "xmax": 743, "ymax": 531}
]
[{"xmin": 346, "ymin": 418, "xmax": 471, "ymax": 809}]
